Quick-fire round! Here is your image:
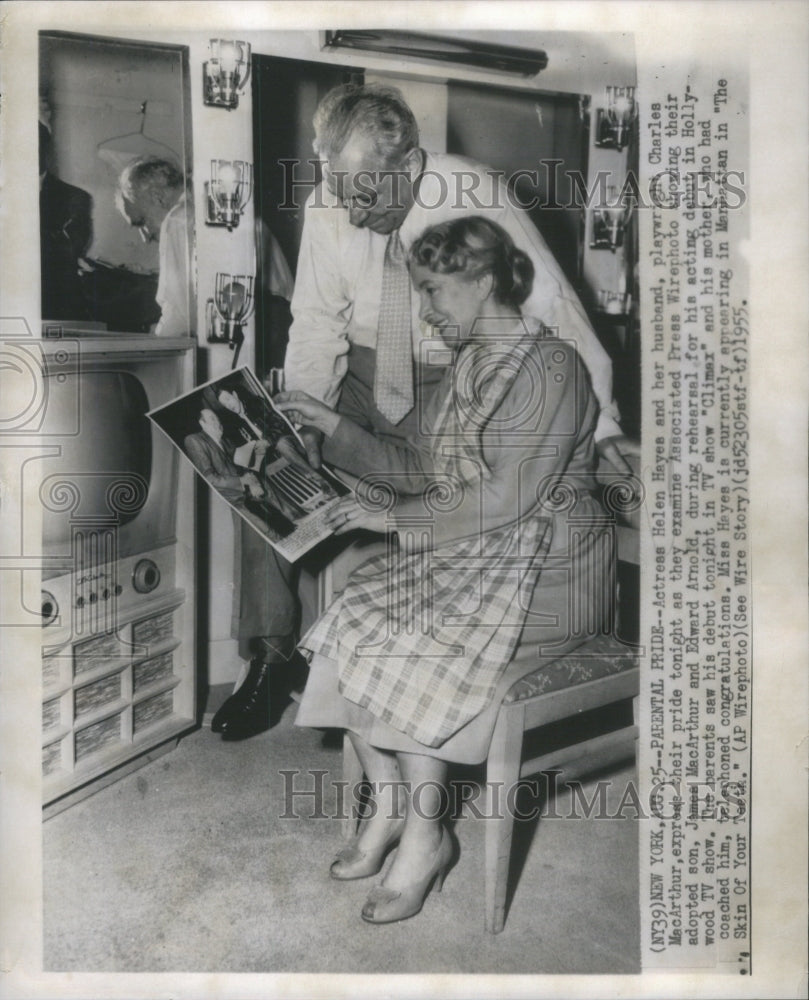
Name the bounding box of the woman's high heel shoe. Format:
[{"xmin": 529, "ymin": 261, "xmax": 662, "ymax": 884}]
[
  {"xmin": 329, "ymin": 820, "xmax": 404, "ymax": 881},
  {"xmin": 360, "ymin": 827, "xmax": 454, "ymax": 924}
]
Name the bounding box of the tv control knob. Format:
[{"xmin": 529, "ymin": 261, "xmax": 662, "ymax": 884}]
[
  {"xmin": 76, "ymin": 596, "xmax": 85, "ymax": 609},
  {"xmin": 114, "ymin": 584, "xmax": 123, "ymax": 596},
  {"xmin": 88, "ymin": 592, "xmax": 97, "ymax": 604},
  {"xmin": 41, "ymin": 591, "xmax": 58, "ymax": 627},
  {"xmin": 132, "ymin": 559, "xmax": 161, "ymax": 594}
]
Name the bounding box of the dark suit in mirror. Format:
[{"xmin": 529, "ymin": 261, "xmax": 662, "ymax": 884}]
[{"xmin": 39, "ymin": 121, "xmax": 93, "ymax": 321}]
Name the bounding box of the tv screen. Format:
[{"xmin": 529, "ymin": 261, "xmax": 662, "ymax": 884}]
[{"xmin": 39, "ymin": 368, "xmax": 177, "ymax": 578}]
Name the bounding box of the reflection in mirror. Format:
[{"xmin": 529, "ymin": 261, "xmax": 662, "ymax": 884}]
[{"xmin": 39, "ymin": 32, "xmax": 195, "ymax": 336}]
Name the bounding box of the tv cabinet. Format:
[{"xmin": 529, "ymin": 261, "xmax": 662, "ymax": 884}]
[
  {"xmin": 38, "ymin": 337, "xmax": 197, "ymax": 816},
  {"xmin": 41, "ymin": 549, "xmax": 195, "ymax": 814}
]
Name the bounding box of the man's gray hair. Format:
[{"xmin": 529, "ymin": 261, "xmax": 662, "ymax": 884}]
[
  {"xmin": 117, "ymin": 156, "xmax": 186, "ymax": 206},
  {"xmin": 313, "ymin": 83, "xmax": 419, "ymax": 167}
]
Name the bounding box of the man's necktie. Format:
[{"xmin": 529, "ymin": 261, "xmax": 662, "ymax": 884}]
[{"xmin": 374, "ymin": 229, "xmax": 414, "ymax": 424}]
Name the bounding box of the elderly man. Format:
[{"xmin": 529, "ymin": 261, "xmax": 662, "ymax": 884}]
[
  {"xmin": 284, "ymin": 81, "xmax": 631, "ymax": 472},
  {"xmin": 116, "ymin": 156, "xmax": 194, "ymax": 337}
]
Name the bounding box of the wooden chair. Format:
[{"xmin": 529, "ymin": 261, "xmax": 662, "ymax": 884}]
[
  {"xmin": 338, "ymin": 453, "xmax": 641, "ymax": 933},
  {"xmin": 483, "ymin": 615, "xmax": 638, "ymax": 929}
]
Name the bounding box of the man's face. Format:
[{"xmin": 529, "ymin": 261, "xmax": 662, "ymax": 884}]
[
  {"xmin": 199, "ymin": 408, "xmax": 222, "ymax": 439},
  {"xmin": 120, "ymin": 191, "xmax": 167, "ymax": 244},
  {"xmin": 217, "ymin": 390, "xmax": 242, "ymax": 414},
  {"xmin": 320, "ymin": 132, "xmax": 416, "ymax": 235}
]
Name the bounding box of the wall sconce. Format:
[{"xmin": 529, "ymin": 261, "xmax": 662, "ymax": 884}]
[
  {"xmin": 203, "ymin": 39, "xmax": 251, "ymax": 110},
  {"xmin": 206, "ymin": 273, "xmax": 254, "ymax": 365},
  {"xmin": 205, "ymin": 160, "xmax": 253, "ymax": 230},
  {"xmin": 590, "ymin": 186, "xmax": 634, "ymax": 252},
  {"xmin": 597, "ymin": 290, "xmax": 631, "ymax": 316},
  {"xmin": 595, "ymin": 86, "xmax": 637, "ymax": 151}
]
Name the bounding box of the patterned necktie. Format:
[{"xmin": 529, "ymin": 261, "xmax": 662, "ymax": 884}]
[{"xmin": 374, "ymin": 229, "xmax": 414, "ymax": 423}]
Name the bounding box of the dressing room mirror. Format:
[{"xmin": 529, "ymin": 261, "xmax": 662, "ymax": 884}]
[{"xmin": 39, "ymin": 31, "xmax": 195, "ymax": 334}]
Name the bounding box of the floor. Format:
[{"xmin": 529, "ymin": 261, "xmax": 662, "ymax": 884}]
[{"xmin": 43, "ymin": 697, "xmax": 640, "ymax": 974}]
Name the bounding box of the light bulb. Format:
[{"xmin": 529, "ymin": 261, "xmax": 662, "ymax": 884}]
[
  {"xmin": 219, "ymin": 42, "xmax": 237, "ymax": 73},
  {"xmin": 217, "ymin": 163, "xmax": 237, "ymax": 197},
  {"xmin": 222, "ymin": 281, "xmax": 246, "ymax": 316},
  {"xmin": 613, "ymin": 95, "xmax": 633, "ymax": 117}
]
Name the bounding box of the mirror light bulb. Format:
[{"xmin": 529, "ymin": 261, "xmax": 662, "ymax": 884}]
[{"xmin": 219, "ymin": 42, "xmax": 237, "ymax": 73}]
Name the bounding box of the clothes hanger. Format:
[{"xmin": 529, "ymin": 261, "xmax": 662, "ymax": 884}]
[{"xmin": 96, "ymin": 100, "xmax": 180, "ymax": 171}]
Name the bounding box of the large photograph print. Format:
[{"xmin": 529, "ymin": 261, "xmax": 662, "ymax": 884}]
[{"xmin": 149, "ymin": 366, "xmax": 348, "ymax": 561}]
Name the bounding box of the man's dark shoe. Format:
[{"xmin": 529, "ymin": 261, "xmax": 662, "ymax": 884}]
[
  {"xmin": 214, "ymin": 648, "xmax": 310, "ymax": 741},
  {"xmin": 219, "ymin": 660, "xmax": 271, "ymax": 741},
  {"xmin": 212, "ymin": 657, "xmax": 265, "ymax": 733}
]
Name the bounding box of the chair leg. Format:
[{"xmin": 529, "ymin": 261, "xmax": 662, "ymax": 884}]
[
  {"xmin": 341, "ymin": 732, "xmax": 364, "ymax": 840},
  {"xmin": 484, "ymin": 702, "xmax": 525, "ymax": 934}
]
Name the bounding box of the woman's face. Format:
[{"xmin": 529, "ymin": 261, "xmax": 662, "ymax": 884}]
[{"xmin": 410, "ymin": 264, "xmax": 490, "ymax": 344}]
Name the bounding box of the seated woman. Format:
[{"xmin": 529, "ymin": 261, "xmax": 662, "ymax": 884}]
[{"xmin": 275, "ymin": 217, "xmax": 613, "ymax": 925}]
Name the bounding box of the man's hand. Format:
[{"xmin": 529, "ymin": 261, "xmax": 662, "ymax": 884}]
[
  {"xmin": 276, "ymin": 428, "xmax": 324, "ymax": 470},
  {"xmin": 299, "ymin": 426, "xmax": 324, "ymax": 469},
  {"xmin": 274, "ymin": 390, "xmax": 340, "ymax": 438},
  {"xmin": 595, "ymin": 435, "xmax": 640, "ymax": 476},
  {"xmin": 240, "ymin": 472, "xmax": 264, "ymax": 498}
]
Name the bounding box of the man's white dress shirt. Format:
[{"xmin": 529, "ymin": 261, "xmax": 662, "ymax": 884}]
[{"xmin": 155, "ymin": 192, "xmax": 194, "ymax": 337}]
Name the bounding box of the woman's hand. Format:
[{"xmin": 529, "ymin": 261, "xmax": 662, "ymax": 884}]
[
  {"xmin": 274, "ymin": 391, "xmax": 340, "ymax": 438},
  {"xmin": 325, "ymin": 495, "xmax": 390, "ymax": 536}
]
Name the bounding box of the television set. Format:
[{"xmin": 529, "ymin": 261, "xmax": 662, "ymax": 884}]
[
  {"xmin": 35, "ymin": 335, "xmax": 197, "ymax": 810},
  {"xmin": 36, "ymin": 338, "xmax": 187, "ymax": 631}
]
